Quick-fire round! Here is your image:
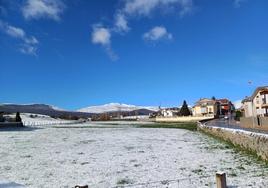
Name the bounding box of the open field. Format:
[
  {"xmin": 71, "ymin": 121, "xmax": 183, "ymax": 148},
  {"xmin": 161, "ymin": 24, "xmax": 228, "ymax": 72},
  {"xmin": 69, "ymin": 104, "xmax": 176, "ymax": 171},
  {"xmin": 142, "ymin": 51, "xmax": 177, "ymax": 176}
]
[{"xmin": 0, "ymin": 122, "xmax": 268, "ymax": 187}]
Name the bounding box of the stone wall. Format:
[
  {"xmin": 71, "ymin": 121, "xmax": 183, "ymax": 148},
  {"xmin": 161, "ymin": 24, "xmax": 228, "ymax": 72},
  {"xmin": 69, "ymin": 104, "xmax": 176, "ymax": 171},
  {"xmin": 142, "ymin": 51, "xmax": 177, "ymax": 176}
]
[
  {"xmin": 261, "ymin": 117, "xmax": 268, "ymax": 127},
  {"xmin": 198, "ymin": 122, "xmax": 268, "ymax": 161},
  {"xmin": 155, "ymin": 116, "xmax": 214, "ymax": 123},
  {"xmin": 240, "ymin": 117, "xmax": 268, "ymax": 131}
]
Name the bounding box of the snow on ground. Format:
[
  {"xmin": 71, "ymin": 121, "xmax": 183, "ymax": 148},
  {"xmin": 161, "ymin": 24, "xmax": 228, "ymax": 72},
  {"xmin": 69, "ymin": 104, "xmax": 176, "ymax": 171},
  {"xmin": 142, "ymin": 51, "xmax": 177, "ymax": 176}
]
[
  {"xmin": 0, "ymin": 122, "xmax": 268, "ymax": 188},
  {"xmin": 20, "ymin": 113, "xmax": 80, "ymax": 126}
]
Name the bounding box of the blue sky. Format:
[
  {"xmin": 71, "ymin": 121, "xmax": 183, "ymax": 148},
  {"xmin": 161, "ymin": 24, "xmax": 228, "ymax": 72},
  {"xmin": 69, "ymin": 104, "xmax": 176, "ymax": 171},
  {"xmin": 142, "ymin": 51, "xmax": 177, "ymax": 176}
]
[{"xmin": 0, "ymin": 0, "xmax": 268, "ymax": 110}]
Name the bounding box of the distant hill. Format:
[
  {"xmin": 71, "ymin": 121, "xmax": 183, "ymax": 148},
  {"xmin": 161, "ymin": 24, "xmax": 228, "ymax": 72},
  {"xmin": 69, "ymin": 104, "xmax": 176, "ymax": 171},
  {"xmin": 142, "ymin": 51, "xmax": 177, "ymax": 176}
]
[
  {"xmin": 78, "ymin": 103, "xmax": 159, "ymax": 114},
  {"xmin": 105, "ymin": 108, "xmax": 156, "ymax": 117},
  {"xmin": 0, "ymin": 103, "xmax": 158, "ymax": 119},
  {"xmin": 0, "ymin": 104, "xmax": 93, "ymax": 118}
]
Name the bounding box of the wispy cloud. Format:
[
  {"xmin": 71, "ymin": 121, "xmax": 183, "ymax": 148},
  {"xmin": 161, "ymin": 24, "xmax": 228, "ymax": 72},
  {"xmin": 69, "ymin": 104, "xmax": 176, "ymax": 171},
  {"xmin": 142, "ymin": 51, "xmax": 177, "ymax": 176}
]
[
  {"xmin": 117, "ymin": 0, "xmax": 194, "ymax": 33},
  {"xmin": 91, "ymin": 24, "xmax": 118, "ymax": 61},
  {"xmin": 114, "ymin": 13, "xmax": 130, "ymax": 33},
  {"xmin": 92, "ymin": 0, "xmax": 194, "ymax": 60},
  {"xmin": 123, "ymin": 0, "xmax": 194, "ymax": 17},
  {"xmin": 22, "ymin": 0, "xmax": 65, "ymax": 21},
  {"xmin": 233, "ymin": 0, "xmax": 247, "ymax": 8},
  {"xmin": 0, "ymin": 20, "xmax": 39, "ymax": 55},
  {"xmin": 5, "ymin": 25, "xmax": 25, "ymax": 38},
  {"xmin": 143, "ymin": 26, "xmax": 173, "ymax": 41}
]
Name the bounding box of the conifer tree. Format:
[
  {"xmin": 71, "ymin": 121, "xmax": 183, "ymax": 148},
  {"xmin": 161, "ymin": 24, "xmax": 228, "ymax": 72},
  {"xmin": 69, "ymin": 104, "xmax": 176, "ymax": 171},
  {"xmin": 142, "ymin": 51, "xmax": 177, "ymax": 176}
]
[
  {"xmin": 179, "ymin": 100, "xmax": 191, "ymax": 116},
  {"xmin": 15, "ymin": 112, "xmax": 22, "ymax": 122}
]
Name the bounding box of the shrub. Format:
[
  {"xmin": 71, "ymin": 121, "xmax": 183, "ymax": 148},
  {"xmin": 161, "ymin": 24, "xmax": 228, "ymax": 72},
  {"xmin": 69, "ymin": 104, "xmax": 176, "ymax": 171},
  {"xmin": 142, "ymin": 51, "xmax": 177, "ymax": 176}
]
[{"xmin": 235, "ymin": 110, "xmax": 242, "ymax": 121}]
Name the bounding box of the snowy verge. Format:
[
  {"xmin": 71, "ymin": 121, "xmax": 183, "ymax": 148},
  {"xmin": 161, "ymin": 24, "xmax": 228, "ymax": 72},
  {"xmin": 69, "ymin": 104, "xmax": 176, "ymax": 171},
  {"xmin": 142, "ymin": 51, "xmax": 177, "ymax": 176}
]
[{"xmin": 198, "ymin": 121, "xmax": 268, "ymax": 161}]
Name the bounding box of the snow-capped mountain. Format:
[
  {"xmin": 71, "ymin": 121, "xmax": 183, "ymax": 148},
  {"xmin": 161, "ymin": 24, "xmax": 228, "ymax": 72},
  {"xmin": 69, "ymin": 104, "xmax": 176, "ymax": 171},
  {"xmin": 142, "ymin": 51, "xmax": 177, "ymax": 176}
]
[{"xmin": 78, "ymin": 103, "xmax": 159, "ymax": 113}]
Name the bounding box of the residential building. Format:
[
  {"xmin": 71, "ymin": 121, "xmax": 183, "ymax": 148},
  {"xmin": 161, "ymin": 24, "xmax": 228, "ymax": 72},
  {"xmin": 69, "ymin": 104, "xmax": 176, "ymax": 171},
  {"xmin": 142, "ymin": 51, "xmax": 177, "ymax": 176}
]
[
  {"xmin": 240, "ymin": 86, "xmax": 268, "ymax": 130},
  {"xmin": 160, "ymin": 108, "xmax": 180, "ymax": 117},
  {"xmin": 241, "ymin": 86, "xmax": 268, "ymax": 118},
  {"xmin": 241, "ymin": 97, "xmax": 253, "ymax": 117},
  {"xmin": 192, "ymin": 98, "xmax": 219, "ymax": 117},
  {"xmin": 216, "ymin": 99, "xmax": 234, "ymax": 115}
]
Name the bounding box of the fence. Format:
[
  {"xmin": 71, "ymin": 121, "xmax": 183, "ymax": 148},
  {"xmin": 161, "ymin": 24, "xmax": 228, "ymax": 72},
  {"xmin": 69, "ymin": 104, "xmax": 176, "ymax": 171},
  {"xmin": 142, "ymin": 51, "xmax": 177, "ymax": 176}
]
[
  {"xmin": 76, "ymin": 172, "xmax": 252, "ymax": 188},
  {"xmin": 22, "ymin": 119, "xmax": 85, "ymax": 127}
]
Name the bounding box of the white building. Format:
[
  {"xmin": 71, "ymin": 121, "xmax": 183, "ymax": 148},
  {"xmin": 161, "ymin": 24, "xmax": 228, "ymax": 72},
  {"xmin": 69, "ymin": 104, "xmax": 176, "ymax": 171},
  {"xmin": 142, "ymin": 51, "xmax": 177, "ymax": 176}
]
[
  {"xmin": 242, "ymin": 86, "xmax": 268, "ymax": 118},
  {"xmin": 160, "ymin": 108, "xmax": 179, "ymax": 117}
]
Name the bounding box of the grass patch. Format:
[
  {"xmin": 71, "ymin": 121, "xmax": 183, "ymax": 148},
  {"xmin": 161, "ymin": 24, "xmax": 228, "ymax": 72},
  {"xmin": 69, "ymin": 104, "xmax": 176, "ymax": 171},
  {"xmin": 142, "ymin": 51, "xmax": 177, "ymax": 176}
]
[
  {"xmin": 192, "ymin": 168, "xmax": 203, "ymax": 175},
  {"xmin": 199, "ymin": 128, "xmax": 268, "ymax": 166},
  {"xmin": 136, "ymin": 122, "xmax": 197, "ymax": 131},
  {"xmin": 229, "ymin": 172, "xmax": 238, "ymax": 177},
  {"xmin": 116, "ymin": 178, "xmax": 133, "ymax": 185}
]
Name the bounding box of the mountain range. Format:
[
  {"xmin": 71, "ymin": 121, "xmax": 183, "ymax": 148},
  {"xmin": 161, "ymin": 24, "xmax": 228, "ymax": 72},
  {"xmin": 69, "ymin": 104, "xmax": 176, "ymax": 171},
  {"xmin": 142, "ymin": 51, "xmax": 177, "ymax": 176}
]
[
  {"xmin": 0, "ymin": 103, "xmax": 159, "ymax": 118},
  {"xmin": 78, "ymin": 103, "xmax": 159, "ymax": 113}
]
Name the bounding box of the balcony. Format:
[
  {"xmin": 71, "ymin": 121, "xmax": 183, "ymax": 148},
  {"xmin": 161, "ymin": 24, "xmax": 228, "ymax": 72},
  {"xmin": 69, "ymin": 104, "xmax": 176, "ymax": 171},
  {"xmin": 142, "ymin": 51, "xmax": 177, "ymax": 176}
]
[{"xmin": 262, "ymin": 102, "xmax": 268, "ymax": 108}]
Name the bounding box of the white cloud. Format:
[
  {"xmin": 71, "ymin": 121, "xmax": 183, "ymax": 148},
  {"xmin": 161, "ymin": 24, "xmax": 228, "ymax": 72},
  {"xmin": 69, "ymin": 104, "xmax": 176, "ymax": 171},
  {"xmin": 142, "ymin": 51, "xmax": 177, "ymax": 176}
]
[
  {"xmin": 24, "ymin": 36, "xmax": 39, "ymax": 45},
  {"xmin": 19, "ymin": 44, "xmax": 38, "ymax": 55},
  {"xmin": 92, "ymin": 26, "xmax": 111, "ymax": 46},
  {"xmin": 92, "ymin": 0, "xmax": 194, "ymax": 60},
  {"xmin": 0, "ymin": 20, "xmax": 38, "ymax": 55},
  {"xmin": 234, "ymin": 0, "xmax": 247, "ymax": 8},
  {"xmin": 123, "ymin": 0, "xmax": 194, "ymax": 17},
  {"xmin": 22, "ymin": 0, "xmax": 65, "ymax": 21},
  {"xmin": 111, "ymin": 0, "xmax": 193, "ymax": 34},
  {"xmin": 5, "ymin": 25, "xmax": 25, "ymax": 38},
  {"xmin": 143, "ymin": 26, "xmax": 173, "ymax": 41},
  {"xmin": 114, "ymin": 13, "xmax": 130, "ymax": 33},
  {"xmin": 91, "ymin": 25, "xmax": 117, "ymax": 61}
]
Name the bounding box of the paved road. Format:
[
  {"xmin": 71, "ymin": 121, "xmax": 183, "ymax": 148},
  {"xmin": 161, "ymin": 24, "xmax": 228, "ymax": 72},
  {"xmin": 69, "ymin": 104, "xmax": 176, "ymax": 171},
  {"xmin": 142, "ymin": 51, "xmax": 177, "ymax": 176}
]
[{"xmin": 206, "ymin": 118, "xmax": 268, "ymax": 135}]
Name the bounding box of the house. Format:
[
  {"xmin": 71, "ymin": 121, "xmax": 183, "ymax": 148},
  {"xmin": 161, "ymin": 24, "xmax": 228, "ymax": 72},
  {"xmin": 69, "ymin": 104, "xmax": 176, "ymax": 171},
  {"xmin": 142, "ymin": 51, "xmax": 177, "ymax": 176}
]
[
  {"xmin": 240, "ymin": 86, "xmax": 268, "ymax": 130},
  {"xmin": 192, "ymin": 98, "xmax": 219, "ymax": 117},
  {"xmin": 241, "ymin": 97, "xmax": 253, "ymax": 117},
  {"xmin": 160, "ymin": 107, "xmax": 180, "ymax": 117},
  {"xmin": 241, "ymin": 86, "xmax": 268, "ymax": 118},
  {"xmin": 216, "ymin": 99, "xmax": 234, "ymax": 115}
]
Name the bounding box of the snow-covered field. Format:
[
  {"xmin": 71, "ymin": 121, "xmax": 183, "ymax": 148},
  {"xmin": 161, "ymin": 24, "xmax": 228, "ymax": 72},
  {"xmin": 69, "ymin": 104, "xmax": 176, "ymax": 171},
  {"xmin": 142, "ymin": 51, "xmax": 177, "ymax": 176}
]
[
  {"xmin": 0, "ymin": 122, "xmax": 268, "ymax": 188},
  {"xmin": 20, "ymin": 113, "xmax": 82, "ymax": 126}
]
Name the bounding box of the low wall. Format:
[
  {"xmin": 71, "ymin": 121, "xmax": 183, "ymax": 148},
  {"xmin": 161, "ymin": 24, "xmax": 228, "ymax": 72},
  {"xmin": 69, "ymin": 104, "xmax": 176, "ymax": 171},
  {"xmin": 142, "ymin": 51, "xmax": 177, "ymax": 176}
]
[
  {"xmin": 198, "ymin": 122, "xmax": 268, "ymax": 161},
  {"xmin": 155, "ymin": 116, "xmax": 214, "ymax": 123},
  {"xmin": 240, "ymin": 117, "xmax": 268, "ymax": 131},
  {"xmin": 0, "ymin": 122, "xmax": 23, "ymax": 128}
]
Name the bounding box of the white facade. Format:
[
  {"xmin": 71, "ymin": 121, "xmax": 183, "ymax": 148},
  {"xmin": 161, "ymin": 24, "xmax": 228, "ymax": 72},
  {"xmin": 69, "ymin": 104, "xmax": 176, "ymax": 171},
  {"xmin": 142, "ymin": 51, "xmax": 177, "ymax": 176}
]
[
  {"xmin": 242, "ymin": 101, "xmax": 253, "ymax": 117},
  {"xmin": 242, "ymin": 87, "xmax": 268, "ymax": 118},
  {"xmin": 160, "ymin": 109, "xmax": 178, "ymax": 117}
]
